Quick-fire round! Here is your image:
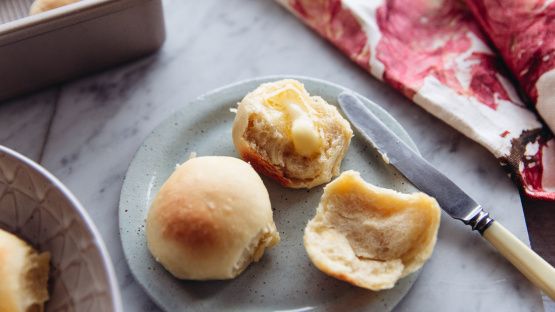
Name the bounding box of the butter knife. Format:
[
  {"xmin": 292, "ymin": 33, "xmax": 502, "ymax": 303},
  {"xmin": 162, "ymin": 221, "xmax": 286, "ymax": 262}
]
[{"xmin": 338, "ymin": 92, "xmax": 555, "ymax": 299}]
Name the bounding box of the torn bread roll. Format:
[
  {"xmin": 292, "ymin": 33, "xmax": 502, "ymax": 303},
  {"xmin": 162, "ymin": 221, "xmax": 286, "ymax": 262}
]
[
  {"xmin": 0, "ymin": 229, "xmax": 50, "ymax": 312},
  {"xmin": 146, "ymin": 156, "xmax": 280, "ymax": 280},
  {"xmin": 29, "ymin": 0, "xmax": 80, "ymax": 15},
  {"xmin": 232, "ymin": 79, "xmax": 353, "ymax": 189},
  {"xmin": 304, "ymin": 171, "xmax": 441, "ymax": 291}
]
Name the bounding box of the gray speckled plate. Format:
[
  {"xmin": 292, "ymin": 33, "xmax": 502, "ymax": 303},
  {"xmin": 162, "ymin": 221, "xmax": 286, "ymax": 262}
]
[{"xmin": 119, "ymin": 76, "xmax": 422, "ymax": 312}]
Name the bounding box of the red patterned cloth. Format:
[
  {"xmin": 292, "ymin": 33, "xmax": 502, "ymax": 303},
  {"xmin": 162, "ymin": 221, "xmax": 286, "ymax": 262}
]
[
  {"xmin": 277, "ymin": 0, "xmax": 555, "ymax": 200},
  {"xmin": 465, "ymin": 0, "xmax": 555, "ymax": 136}
]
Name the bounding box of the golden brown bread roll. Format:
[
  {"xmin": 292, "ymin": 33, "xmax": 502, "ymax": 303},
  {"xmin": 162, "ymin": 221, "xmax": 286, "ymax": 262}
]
[
  {"xmin": 0, "ymin": 229, "xmax": 50, "ymax": 312},
  {"xmin": 304, "ymin": 171, "xmax": 441, "ymax": 291},
  {"xmin": 146, "ymin": 156, "xmax": 280, "ymax": 280},
  {"xmin": 232, "ymin": 79, "xmax": 353, "ymax": 189},
  {"xmin": 29, "ymin": 0, "xmax": 80, "ymax": 15}
]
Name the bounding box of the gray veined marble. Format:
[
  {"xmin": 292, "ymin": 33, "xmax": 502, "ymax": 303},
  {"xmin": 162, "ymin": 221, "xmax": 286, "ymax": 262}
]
[
  {"xmin": 0, "ymin": 88, "xmax": 58, "ymax": 161},
  {"xmin": 0, "ymin": 0, "xmax": 547, "ymax": 311}
]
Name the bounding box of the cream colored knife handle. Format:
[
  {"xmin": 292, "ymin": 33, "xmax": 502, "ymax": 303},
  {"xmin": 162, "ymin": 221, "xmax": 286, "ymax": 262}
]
[{"xmin": 483, "ymin": 221, "xmax": 555, "ymax": 300}]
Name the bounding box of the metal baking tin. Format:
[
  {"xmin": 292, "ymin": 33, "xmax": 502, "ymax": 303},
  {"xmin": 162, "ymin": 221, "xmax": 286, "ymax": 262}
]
[{"xmin": 0, "ymin": 0, "xmax": 165, "ymax": 101}]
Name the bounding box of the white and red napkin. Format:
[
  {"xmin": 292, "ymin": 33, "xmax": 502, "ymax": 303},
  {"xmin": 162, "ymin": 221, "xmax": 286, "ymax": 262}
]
[
  {"xmin": 277, "ymin": 0, "xmax": 555, "ymax": 200},
  {"xmin": 465, "ymin": 0, "xmax": 555, "ymax": 135}
]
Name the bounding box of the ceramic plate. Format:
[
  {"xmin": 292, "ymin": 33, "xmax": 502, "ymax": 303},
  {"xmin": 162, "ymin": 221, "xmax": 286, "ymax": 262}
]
[{"xmin": 119, "ymin": 76, "xmax": 422, "ymax": 311}]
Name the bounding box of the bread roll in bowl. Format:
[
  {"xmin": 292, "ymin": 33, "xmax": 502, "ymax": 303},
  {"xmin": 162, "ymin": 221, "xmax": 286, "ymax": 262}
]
[
  {"xmin": 304, "ymin": 171, "xmax": 441, "ymax": 291},
  {"xmin": 146, "ymin": 156, "xmax": 280, "ymax": 280},
  {"xmin": 232, "ymin": 79, "xmax": 353, "ymax": 189},
  {"xmin": 0, "ymin": 229, "xmax": 50, "ymax": 312},
  {"xmin": 29, "ymin": 0, "xmax": 80, "ymax": 15}
]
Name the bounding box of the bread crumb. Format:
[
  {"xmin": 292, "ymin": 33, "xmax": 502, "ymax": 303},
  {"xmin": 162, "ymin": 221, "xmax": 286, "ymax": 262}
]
[
  {"xmin": 229, "ymin": 107, "xmax": 238, "ymax": 114},
  {"xmin": 381, "ymin": 153, "xmax": 390, "ymax": 164},
  {"xmin": 175, "ymin": 152, "xmax": 198, "ymax": 169}
]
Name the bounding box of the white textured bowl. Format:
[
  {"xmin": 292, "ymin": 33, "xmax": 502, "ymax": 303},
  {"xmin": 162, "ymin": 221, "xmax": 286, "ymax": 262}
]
[{"xmin": 0, "ymin": 146, "xmax": 122, "ymax": 312}]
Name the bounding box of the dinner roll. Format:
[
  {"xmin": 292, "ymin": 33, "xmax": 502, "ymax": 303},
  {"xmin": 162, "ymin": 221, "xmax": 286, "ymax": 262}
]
[
  {"xmin": 29, "ymin": 0, "xmax": 79, "ymax": 15},
  {"xmin": 304, "ymin": 171, "xmax": 441, "ymax": 291},
  {"xmin": 0, "ymin": 229, "xmax": 50, "ymax": 312},
  {"xmin": 146, "ymin": 156, "xmax": 280, "ymax": 280},
  {"xmin": 232, "ymin": 79, "xmax": 353, "ymax": 189}
]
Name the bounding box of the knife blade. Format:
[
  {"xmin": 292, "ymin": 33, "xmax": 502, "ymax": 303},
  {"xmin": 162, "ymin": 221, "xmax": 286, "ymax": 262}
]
[
  {"xmin": 338, "ymin": 92, "xmax": 555, "ymax": 299},
  {"xmin": 338, "ymin": 92, "xmax": 484, "ymax": 226}
]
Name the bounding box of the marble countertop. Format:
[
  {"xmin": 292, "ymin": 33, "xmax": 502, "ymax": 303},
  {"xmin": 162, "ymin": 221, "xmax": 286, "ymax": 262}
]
[{"xmin": 0, "ymin": 0, "xmax": 552, "ymax": 311}]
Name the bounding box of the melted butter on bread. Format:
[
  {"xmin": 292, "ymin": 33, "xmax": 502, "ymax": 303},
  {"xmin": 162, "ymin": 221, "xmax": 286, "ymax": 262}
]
[{"xmin": 265, "ymin": 86, "xmax": 321, "ymax": 157}]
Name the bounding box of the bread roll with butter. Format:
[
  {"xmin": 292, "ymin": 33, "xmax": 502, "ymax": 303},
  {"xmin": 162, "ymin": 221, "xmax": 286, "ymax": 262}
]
[
  {"xmin": 232, "ymin": 79, "xmax": 353, "ymax": 189},
  {"xmin": 29, "ymin": 0, "xmax": 79, "ymax": 15},
  {"xmin": 304, "ymin": 171, "xmax": 441, "ymax": 291},
  {"xmin": 0, "ymin": 229, "xmax": 50, "ymax": 312},
  {"xmin": 146, "ymin": 156, "xmax": 280, "ymax": 280}
]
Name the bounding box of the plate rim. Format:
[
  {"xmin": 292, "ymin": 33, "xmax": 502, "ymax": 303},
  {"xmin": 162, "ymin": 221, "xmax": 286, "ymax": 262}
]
[{"xmin": 118, "ymin": 75, "xmax": 421, "ymax": 311}]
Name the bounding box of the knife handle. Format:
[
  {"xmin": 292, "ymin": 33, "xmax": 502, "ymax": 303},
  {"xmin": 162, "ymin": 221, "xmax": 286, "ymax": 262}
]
[{"xmin": 483, "ymin": 221, "xmax": 555, "ymax": 300}]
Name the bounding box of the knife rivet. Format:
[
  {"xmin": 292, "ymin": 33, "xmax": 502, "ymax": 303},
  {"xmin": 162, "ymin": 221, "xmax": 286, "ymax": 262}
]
[{"xmin": 467, "ymin": 210, "xmax": 494, "ymax": 235}]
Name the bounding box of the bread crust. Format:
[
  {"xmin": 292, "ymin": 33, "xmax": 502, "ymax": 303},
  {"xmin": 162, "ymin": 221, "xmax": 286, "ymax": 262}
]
[
  {"xmin": 29, "ymin": 0, "xmax": 79, "ymax": 14},
  {"xmin": 0, "ymin": 229, "xmax": 50, "ymax": 312},
  {"xmin": 238, "ymin": 145, "xmax": 293, "ymax": 187},
  {"xmin": 146, "ymin": 156, "xmax": 280, "ymax": 280},
  {"xmin": 159, "ymin": 200, "xmax": 222, "ymax": 250}
]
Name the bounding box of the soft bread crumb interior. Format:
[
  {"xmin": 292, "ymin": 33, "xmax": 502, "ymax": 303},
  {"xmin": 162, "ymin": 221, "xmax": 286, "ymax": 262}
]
[
  {"xmin": 304, "ymin": 171, "xmax": 441, "ymax": 291},
  {"xmin": 232, "ymin": 224, "xmax": 280, "ymax": 276}
]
